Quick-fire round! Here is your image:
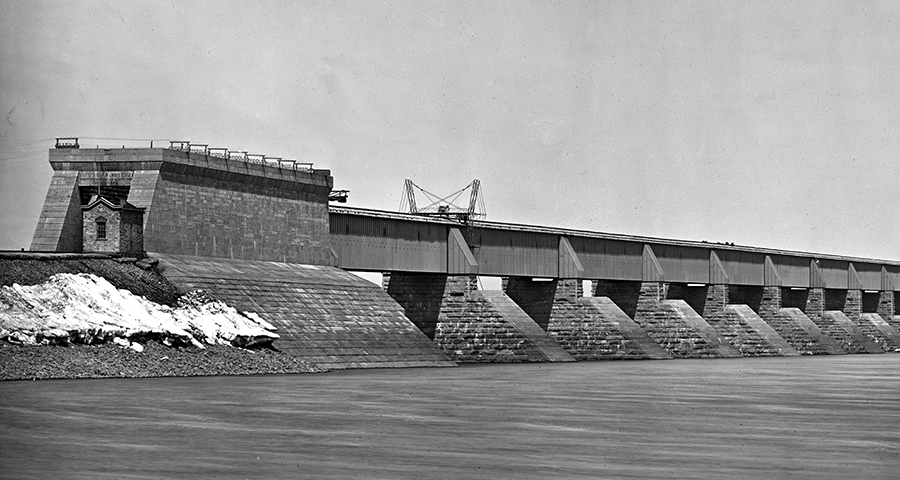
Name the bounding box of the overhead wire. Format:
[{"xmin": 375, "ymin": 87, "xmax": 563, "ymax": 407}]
[{"xmin": 0, "ymin": 149, "xmax": 48, "ymax": 162}]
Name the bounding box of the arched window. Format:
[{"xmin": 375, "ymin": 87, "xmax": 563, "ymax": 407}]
[{"xmin": 96, "ymin": 216, "xmax": 107, "ymax": 240}]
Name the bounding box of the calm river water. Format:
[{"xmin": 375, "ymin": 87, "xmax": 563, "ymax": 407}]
[{"xmin": 1, "ymin": 355, "xmax": 898, "ymax": 479}]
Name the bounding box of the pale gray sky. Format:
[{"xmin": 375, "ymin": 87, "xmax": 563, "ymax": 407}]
[{"xmin": 1, "ymin": 0, "xmax": 898, "ymax": 260}]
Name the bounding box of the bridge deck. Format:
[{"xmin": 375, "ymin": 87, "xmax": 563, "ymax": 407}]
[{"xmin": 330, "ymin": 206, "xmax": 900, "ymax": 290}]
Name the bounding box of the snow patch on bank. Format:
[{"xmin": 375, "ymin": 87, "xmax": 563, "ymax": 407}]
[{"xmin": 0, "ymin": 273, "xmax": 278, "ymax": 349}]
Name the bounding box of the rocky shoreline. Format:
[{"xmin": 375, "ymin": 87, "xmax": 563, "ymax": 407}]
[{"xmin": 0, "ymin": 341, "xmax": 325, "ymax": 381}]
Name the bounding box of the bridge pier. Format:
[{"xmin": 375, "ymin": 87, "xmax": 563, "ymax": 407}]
[
  {"xmin": 503, "ymin": 277, "xmax": 668, "ymax": 360},
  {"xmin": 737, "ymin": 285, "xmax": 843, "ymax": 354},
  {"xmin": 592, "ymin": 280, "xmax": 739, "ymax": 358},
  {"xmin": 384, "ymin": 273, "xmax": 573, "ymax": 362},
  {"xmin": 853, "ymin": 291, "xmax": 900, "ymax": 351},
  {"xmin": 816, "ymin": 288, "xmax": 882, "ymax": 353},
  {"xmin": 663, "ymin": 284, "xmax": 793, "ymax": 356},
  {"xmin": 877, "ymin": 291, "xmax": 895, "ymax": 322}
]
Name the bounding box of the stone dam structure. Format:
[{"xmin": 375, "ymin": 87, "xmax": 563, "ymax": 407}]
[{"xmin": 27, "ymin": 140, "xmax": 900, "ymax": 368}]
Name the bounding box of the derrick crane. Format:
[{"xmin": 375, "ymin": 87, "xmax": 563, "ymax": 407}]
[
  {"xmin": 399, "ymin": 179, "xmax": 485, "ymax": 223},
  {"xmin": 399, "ymin": 178, "xmax": 486, "ymax": 248}
]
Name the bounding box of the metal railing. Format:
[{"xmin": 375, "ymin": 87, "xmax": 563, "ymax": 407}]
[
  {"xmin": 52, "ymin": 138, "xmax": 317, "ymax": 172},
  {"xmin": 164, "ymin": 140, "xmax": 316, "ymax": 172}
]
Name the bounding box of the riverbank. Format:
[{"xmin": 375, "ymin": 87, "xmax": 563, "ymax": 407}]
[{"xmin": 1, "ymin": 254, "xmax": 326, "ymax": 380}]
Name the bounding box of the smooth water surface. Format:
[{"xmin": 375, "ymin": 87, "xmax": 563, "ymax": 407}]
[{"xmin": 1, "ymin": 355, "xmax": 898, "ymax": 479}]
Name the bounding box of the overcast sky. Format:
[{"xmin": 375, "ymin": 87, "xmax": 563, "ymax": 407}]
[{"xmin": 1, "ymin": 0, "xmax": 898, "ymax": 261}]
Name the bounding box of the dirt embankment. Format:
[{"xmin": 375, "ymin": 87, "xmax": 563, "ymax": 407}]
[
  {"xmin": 0, "ymin": 254, "xmax": 181, "ymax": 306},
  {"xmin": 0, "ymin": 253, "xmax": 324, "ymax": 380}
]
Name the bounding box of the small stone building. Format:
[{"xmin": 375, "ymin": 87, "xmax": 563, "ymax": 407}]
[{"xmin": 82, "ymin": 196, "xmax": 145, "ymax": 255}]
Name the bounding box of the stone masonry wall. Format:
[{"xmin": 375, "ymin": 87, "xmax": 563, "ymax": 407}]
[
  {"xmin": 140, "ymin": 171, "xmax": 331, "ymax": 264},
  {"xmin": 756, "ymin": 287, "xmax": 834, "ymax": 354},
  {"xmin": 82, "ymin": 203, "xmax": 120, "ymax": 254},
  {"xmin": 844, "ymin": 290, "xmax": 862, "ymax": 322},
  {"xmin": 877, "ymin": 291, "xmax": 895, "ymax": 322},
  {"xmin": 815, "ymin": 312, "xmax": 868, "ymax": 353},
  {"xmin": 155, "ymin": 254, "xmax": 454, "ymax": 369},
  {"xmin": 724, "ymin": 305, "xmax": 797, "ymax": 356},
  {"xmin": 387, "ymin": 273, "xmax": 550, "ymax": 362},
  {"xmin": 632, "ymin": 282, "xmax": 723, "ymax": 358},
  {"xmin": 543, "ymin": 280, "xmax": 652, "ymax": 360},
  {"xmin": 766, "ymin": 308, "xmax": 837, "ymax": 355},
  {"xmin": 877, "ymin": 291, "xmax": 900, "ymax": 321},
  {"xmin": 759, "ymin": 286, "xmax": 782, "ymax": 322},
  {"xmin": 667, "ymin": 283, "xmax": 774, "ymax": 355},
  {"xmin": 854, "ymin": 313, "xmax": 900, "ymax": 351},
  {"xmin": 678, "ymin": 285, "xmax": 791, "ymax": 356},
  {"xmin": 805, "ymin": 288, "xmax": 825, "ymax": 325},
  {"xmin": 31, "ymin": 171, "xmax": 83, "ymax": 252}
]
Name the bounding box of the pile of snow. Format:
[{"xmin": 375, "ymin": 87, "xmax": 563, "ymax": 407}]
[{"xmin": 0, "ymin": 273, "xmax": 279, "ymax": 349}]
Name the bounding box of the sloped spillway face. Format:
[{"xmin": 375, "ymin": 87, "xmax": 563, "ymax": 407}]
[{"xmin": 154, "ymin": 254, "xmax": 455, "ymax": 369}]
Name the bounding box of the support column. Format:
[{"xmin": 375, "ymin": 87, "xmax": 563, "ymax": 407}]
[
  {"xmin": 703, "ymin": 285, "xmax": 729, "ymax": 324},
  {"xmin": 805, "ymin": 288, "xmax": 825, "ymax": 325},
  {"xmin": 844, "ymin": 289, "xmax": 862, "ymax": 323},
  {"xmin": 759, "ymin": 286, "xmax": 782, "ymax": 322},
  {"xmin": 878, "ymin": 291, "xmax": 895, "ymax": 322}
]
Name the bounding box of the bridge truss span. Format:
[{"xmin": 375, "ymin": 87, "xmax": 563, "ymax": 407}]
[{"xmin": 329, "ymin": 206, "xmax": 900, "ymax": 292}]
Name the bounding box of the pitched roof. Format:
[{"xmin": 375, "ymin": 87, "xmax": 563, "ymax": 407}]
[{"xmin": 81, "ymin": 195, "xmax": 145, "ymax": 212}]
